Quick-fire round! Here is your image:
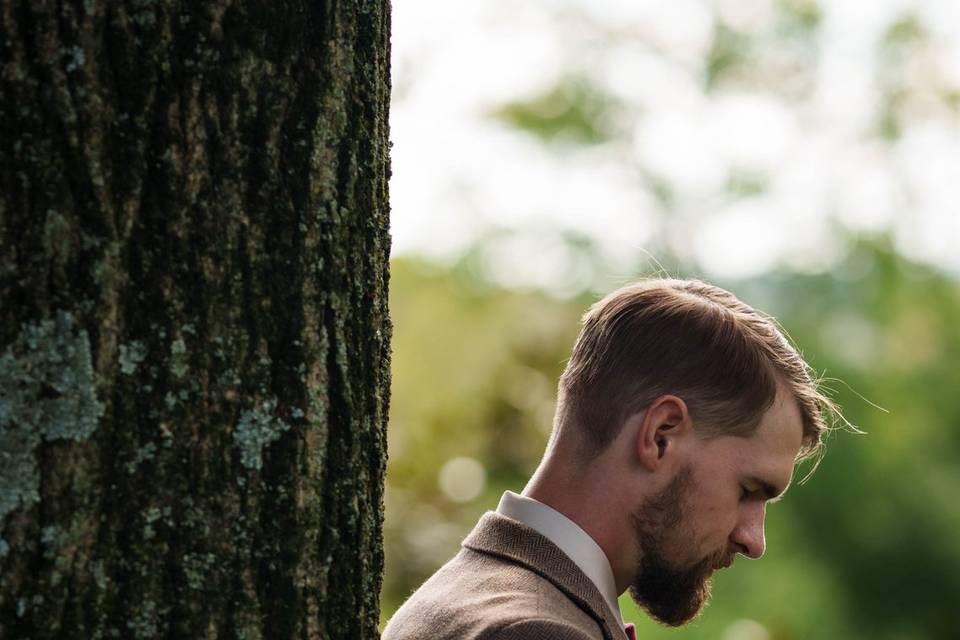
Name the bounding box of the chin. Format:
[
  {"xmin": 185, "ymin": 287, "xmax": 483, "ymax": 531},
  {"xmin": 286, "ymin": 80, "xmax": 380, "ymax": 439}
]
[
  {"xmin": 628, "ymin": 562, "xmax": 717, "ymax": 627},
  {"xmin": 636, "ymin": 584, "xmax": 713, "ymax": 627}
]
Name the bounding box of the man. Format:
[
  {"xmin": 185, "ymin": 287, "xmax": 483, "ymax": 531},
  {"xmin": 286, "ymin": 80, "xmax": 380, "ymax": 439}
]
[{"xmin": 383, "ymin": 278, "xmax": 837, "ymax": 639}]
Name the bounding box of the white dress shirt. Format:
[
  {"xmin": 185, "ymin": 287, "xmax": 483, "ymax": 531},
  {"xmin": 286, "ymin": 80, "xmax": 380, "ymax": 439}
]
[{"xmin": 496, "ymin": 490, "xmax": 624, "ymax": 626}]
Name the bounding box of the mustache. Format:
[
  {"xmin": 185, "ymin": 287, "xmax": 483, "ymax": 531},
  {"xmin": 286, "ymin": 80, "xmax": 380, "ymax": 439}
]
[
  {"xmin": 707, "ymin": 547, "xmax": 734, "ymax": 572},
  {"xmin": 686, "ymin": 545, "xmax": 729, "ymax": 578}
]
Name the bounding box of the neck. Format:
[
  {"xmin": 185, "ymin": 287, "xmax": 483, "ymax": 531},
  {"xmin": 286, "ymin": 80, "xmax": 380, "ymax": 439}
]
[{"xmin": 522, "ymin": 445, "xmax": 637, "ymax": 593}]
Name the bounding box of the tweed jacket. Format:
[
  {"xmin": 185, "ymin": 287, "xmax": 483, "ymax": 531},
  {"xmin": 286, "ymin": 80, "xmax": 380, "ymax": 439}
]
[{"xmin": 382, "ymin": 511, "xmax": 628, "ymax": 640}]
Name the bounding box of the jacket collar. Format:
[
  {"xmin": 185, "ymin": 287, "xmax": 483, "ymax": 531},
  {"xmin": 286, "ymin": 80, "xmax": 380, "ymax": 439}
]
[{"xmin": 462, "ymin": 511, "xmax": 627, "ymax": 640}]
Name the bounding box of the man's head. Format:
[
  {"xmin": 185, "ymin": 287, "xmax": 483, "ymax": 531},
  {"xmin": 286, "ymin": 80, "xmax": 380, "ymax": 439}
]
[
  {"xmin": 554, "ymin": 278, "xmax": 832, "ymax": 460},
  {"xmin": 533, "ymin": 278, "xmax": 836, "ymax": 626}
]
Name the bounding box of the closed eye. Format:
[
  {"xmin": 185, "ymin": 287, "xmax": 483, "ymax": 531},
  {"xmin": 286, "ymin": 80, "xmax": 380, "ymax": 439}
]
[{"xmin": 741, "ymin": 477, "xmax": 788, "ymax": 503}]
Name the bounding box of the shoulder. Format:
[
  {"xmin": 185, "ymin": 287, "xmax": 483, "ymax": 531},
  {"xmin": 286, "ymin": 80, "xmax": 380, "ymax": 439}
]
[
  {"xmin": 482, "ymin": 618, "xmax": 599, "ymax": 640},
  {"xmin": 383, "ymin": 547, "xmax": 605, "ymax": 640}
]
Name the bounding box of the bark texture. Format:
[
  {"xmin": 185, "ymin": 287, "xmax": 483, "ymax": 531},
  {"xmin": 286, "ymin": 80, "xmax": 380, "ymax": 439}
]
[{"xmin": 0, "ymin": 1, "xmax": 391, "ymax": 638}]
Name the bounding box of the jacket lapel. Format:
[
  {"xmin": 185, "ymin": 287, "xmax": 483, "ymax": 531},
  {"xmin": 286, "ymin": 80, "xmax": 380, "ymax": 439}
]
[{"xmin": 462, "ymin": 511, "xmax": 627, "ymax": 640}]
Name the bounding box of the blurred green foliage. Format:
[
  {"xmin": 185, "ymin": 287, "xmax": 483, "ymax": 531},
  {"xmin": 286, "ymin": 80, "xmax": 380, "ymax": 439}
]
[
  {"xmin": 382, "ymin": 240, "xmax": 960, "ymax": 639},
  {"xmin": 491, "ymin": 76, "xmax": 617, "ymax": 146},
  {"xmin": 385, "ymin": 1, "xmax": 960, "ymax": 636}
]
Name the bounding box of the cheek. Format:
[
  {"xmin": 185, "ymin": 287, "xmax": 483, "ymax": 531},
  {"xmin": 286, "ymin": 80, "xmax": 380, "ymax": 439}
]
[
  {"xmin": 692, "ymin": 494, "xmax": 739, "ymax": 544},
  {"xmin": 685, "ymin": 464, "xmax": 740, "ymax": 545},
  {"xmin": 677, "ymin": 503, "xmax": 711, "ymax": 548},
  {"xmin": 693, "ymin": 481, "xmax": 736, "ymax": 516}
]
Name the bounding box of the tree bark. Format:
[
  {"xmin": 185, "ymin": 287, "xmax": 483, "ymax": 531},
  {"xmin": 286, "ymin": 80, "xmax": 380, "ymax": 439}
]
[{"xmin": 0, "ymin": 1, "xmax": 391, "ymax": 638}]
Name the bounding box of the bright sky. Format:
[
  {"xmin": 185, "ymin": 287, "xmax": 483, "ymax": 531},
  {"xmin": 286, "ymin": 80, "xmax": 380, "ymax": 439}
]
[{"xmin": 389, "ymin": 0, "xmax": 960, "ymax": 288}]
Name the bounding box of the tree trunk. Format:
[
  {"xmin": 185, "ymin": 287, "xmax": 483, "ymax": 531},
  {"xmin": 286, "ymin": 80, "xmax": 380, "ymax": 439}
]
[{"xmin": 0, "ymin": 1, "xmax": 391, "ymax": 638}]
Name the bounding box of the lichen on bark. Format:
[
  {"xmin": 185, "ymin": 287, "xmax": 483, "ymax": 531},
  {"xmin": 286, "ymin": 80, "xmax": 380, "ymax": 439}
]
[{"xmin": 0, "ymin": 311, "xmax": 104, "ymax": 548}]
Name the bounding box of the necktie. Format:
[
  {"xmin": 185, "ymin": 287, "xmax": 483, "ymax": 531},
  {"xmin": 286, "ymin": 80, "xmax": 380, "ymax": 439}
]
[{"xmin": 624, "ymin": 622, "xmax": 637, "ymax": 640}]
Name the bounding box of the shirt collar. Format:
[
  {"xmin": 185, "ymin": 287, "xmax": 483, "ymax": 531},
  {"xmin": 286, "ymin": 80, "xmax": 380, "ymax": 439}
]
[{"xmin": 496, "ymin": 490, "xmax": 624, "ymax": 626}]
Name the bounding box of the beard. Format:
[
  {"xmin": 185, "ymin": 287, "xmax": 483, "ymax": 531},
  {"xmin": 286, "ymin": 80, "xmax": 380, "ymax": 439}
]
[{"xmin": 628, "ymin": 467, "xmax": 728, "ymax": 627}]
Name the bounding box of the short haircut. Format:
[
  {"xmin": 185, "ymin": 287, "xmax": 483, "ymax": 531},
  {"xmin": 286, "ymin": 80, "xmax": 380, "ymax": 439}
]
[{"xmin": 555, "ymin": 278, "xmax": 838, "ymax": 462}]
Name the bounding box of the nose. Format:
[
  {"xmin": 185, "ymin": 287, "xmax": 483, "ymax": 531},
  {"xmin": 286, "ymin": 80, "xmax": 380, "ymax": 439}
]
[{"xmin": 730, "ymin": 502, "xmax": 766, "ymax": 560}]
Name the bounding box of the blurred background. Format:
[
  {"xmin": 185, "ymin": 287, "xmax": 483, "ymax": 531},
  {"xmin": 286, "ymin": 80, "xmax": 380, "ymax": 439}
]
[{"xmin": 382, "ymin": 1, "xmax": 960, "ymax": 638}]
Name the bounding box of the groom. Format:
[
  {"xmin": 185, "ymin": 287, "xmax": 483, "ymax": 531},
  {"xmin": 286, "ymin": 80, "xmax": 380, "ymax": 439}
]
[{"xmin": 383, "ymin": 278, "xmax": 835, "ymax": 639}]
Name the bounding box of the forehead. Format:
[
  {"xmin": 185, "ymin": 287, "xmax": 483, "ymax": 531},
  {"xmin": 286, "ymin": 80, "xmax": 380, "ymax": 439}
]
[{"xmin": 738, "ymin": 384, "xmax": 805, "ymax": 484}]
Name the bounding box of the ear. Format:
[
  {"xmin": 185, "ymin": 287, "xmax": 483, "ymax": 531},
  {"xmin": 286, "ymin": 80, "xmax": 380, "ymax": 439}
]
[{"xmin": 632, "ymin": 394, "xmax": 691, "ymax": 472}]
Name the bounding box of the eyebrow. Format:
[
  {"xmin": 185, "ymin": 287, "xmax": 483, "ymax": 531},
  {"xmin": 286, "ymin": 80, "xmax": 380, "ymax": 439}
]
[{"xmin": 747, "ymin": 476, "xmax": 789, "ymax": 503}]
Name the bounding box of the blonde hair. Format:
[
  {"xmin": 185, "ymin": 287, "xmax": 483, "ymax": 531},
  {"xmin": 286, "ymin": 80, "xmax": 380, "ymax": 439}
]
[{"xmin": 555, "ymin": 278, "xmax": 839, "ymax": 462}]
